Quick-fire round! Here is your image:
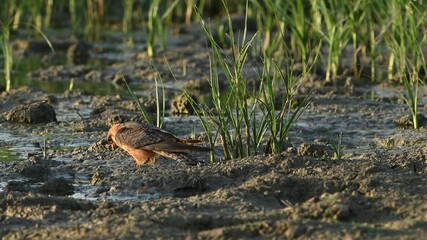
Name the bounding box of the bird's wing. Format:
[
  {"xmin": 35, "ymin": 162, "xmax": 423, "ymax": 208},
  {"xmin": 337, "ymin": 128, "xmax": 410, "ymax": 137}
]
[
  {"xmin": 114, "ymin": 122, "xmax": 210, "ymax": 152},
  {"xmin": 114, "ymin": 122, "xmax": 176, "ymax": 149}
]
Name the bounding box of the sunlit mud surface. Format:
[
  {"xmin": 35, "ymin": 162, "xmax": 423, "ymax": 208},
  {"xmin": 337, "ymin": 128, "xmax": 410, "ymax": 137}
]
[{"xmin": 1, "ymin": 25, "xmax": 427, "ymax": 239}]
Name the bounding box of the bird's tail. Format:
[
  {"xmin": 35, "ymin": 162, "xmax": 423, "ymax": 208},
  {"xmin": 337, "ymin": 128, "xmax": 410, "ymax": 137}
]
[
  {"xmin": 157, "ymin": 139, "xmax": 212, "ymax": 152},
  {"xmin": 183, "ymin": 144, "xmax": 212, "ymax": 152},
  {"xmin": 179, "ymin": 139, "xmax": 211, "ymax": 151},
  {"xmin": 154, "ymin": 151, "xmax": 205, "ymax": 165}
]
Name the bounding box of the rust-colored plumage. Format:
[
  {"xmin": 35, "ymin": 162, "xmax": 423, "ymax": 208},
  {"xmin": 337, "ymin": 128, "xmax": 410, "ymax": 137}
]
[{"xmin": 107, "ymin": 122, "xmax": 210, "ymax": 165}]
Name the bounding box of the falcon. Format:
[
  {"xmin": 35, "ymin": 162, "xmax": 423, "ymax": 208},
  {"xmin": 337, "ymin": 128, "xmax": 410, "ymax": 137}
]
[{"xmin": 107, "ymin": 122, "xmax": 211, "ymax": 165}]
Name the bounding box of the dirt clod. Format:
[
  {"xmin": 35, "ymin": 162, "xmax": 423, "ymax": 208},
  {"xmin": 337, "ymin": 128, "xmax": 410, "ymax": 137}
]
[
  {"xmin": 4, "ymin": 102, "xmax": 56, "ymax": 123},
  {"xmin": 171, "ymin": 93, "xmax": 197, "ymax": 116},
  {"xmin": 16, "ymin": 164, "xmax": 50, "ymax": 180},
  {"xmin": 41, "ymin": 178, "xmax": 74, "ymax": 196},
  {"xmin": 298, "ymin": 143, "xmax": 334, "ymax": 159},
  {"xmin": 67, "ymin": 41, "xmax": 90, "ymax": 65}
]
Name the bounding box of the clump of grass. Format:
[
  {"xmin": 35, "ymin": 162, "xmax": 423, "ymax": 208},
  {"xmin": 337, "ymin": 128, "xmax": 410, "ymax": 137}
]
[
  {"xmin": 189, "ymin": 0, "xmax": 311, "ymax": 161},
  {"xmin": 85, "ymin": 0, "xmax": 104, "ymax": 41},
  {"xmin": 384, "ymin": 0, "xmax": 427, "ymax": 129},
  {"xmin": 185, "ymin": 89, "xmax": 217, "ymax": 163},
  {"xmin": 258, "ymin": 57, "xmax": 312, "ymax": 155},
  {"xmin": 328, "ymin": 131, "xmax": 344, "ymax": 160},
  {"xmin": 146, "ymin": 0, "xmax": 162, "ymax": 57},
  {"xmin": 146, "ymin": 0, "xmax": 180, "ymax": 57},
  {"xmin": 401, "ymin": 74, "xmax": 421, "ymax": 129},
  {"xmin": 151, "ymin": 64, "xmax": 166, "ymax": 128},
  {"xmin": 194, "ymin": 0, "xmax": 258, "ymax": 160},
  {"xmin": 122, "ymin": 0, "xmax": 134, "ymax": 33},
  {"xmin": 0, "ymin": 19, "xmax": 13, "ymax": 92},
  {"xmin": 42, "ymin": 131, "xmax": 49, "ymax": 159},
  {"xmin": 69, "ymin": 0, "xmax": 86, "ymax": 36},
  {"xmin": 313, "ymin": 0, "xmax": 351, "ymax": 82},
  {"xmin": 343, "ymin": 0, "xmax": 364, "ymax": 78},
  {"xmin": 37, "ymin": 130, "xmax": 50, "ymax": 159},
  {"xmin": 1, "ymin": 1, "xmax": 54, "ymax": 92},
  {"xmin": 44, "ymin": 0, "xmax": 54, "ymax": 28},
  {"xmin": 0, "ymin": 1, "xmax": 15, "ymax": 92},
  {"xmin": 249, "ymin": 0, "xmax": 277, "ymax": 54}
]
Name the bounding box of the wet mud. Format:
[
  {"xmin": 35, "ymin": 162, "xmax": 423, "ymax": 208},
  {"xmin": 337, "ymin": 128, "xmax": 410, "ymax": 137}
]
[{"xmin": 1, "ymin": 24, "xmax": 427, "ymax": 239}]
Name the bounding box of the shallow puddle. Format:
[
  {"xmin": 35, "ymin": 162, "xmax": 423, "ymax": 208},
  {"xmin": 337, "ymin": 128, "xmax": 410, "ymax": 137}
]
[
  {"xmin": 70, "ymin": 186, "xmax": 162, "ymax": 202},
  {"xmin": 71, "ymin": 172, "xmax": 163, "ymax": 202},
  {"xmin": 0, "ymin": 131, "xmax": 41, "ymax": 161}
]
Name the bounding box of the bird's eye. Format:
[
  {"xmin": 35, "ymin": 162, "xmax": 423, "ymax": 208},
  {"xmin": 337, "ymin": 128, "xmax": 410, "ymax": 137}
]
[{"xmin": 107, "ymin": 136, "xmax": 113, "ymax": 144}]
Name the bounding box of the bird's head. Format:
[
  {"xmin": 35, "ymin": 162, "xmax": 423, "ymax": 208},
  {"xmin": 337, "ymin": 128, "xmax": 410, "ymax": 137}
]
[{"xmin": 107, "ymin": 123, "xmax": 122, "ymax": 148}]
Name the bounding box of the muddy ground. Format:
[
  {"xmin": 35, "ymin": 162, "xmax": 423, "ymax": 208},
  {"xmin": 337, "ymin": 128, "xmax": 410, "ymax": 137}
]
[{"xmin": 1, "ymin": 22, "xmax": 427, "ymax": 239}]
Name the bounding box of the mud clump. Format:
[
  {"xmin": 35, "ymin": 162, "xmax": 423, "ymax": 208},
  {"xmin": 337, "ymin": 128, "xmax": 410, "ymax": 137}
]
[
  {"xmin": 394, "ymin": 114, "xmax": 427, "ymax": 128},
  {"xmin": 296, "ymin": 193, "xmax": 354, "ymax": 221},
  {"xmin": 6, "ymin": 181, "xmax": 27, "ymax": 192},
  {"xmin": 173, "ymin": 174, "xmax": 207, "ymax": 198},
  {"xmin": 16, "ymin": 164, "xmax": 50, "ymax": 181},
  {"xmin": 41, "ymin": 178, "xmax": 74, "ymax": 196},
  {"xmin": 88, "ymin": 138, "xmax": 112, "ymax": 152},
  {"xmin": 4, "ymin": 102, "xmax": 57, "ymax": 123},
  {"xmin": 171, "ymin": 93, "xmax": 197, "ymax": 115},
  {"xmin": 298, "ymin": 143, "xmax": 334, "ymax": 159},
  {"xmin": 67, "ymin": 41, "xmax": 90, "ymax": 65}
]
